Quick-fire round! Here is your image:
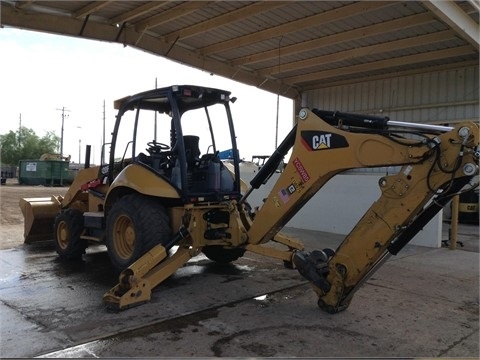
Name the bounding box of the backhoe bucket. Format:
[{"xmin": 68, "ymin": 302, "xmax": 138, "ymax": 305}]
[{"xmin": 19, "ymin": 196, "xmax": 62, "ymax": 243}]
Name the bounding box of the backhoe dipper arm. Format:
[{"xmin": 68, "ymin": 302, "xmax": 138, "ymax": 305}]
[{"xmin": 245, "ymin": 109, "xmax": 479, "ymax": 313}]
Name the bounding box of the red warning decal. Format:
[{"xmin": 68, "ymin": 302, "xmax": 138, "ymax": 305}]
[{"xmin": 293, "ymin": 157, "xmax": 310, "ymax": 183}]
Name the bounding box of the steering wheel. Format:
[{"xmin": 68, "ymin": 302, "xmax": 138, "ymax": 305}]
[{"xmin": 146, "ymin": 140, "xmax": 170, "ymax": 155}]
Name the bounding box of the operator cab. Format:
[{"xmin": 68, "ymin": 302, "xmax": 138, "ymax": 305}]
[{"xmin": 107, "ymin": 85, "xmax": 242, "ymax": 203}]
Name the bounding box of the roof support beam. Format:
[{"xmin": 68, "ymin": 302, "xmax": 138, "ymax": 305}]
[
  {"xmin": 109, "ymin": 2, "xmax": 167, "ymax": 25},
  {"xmin": 423, "ymin": 0, "xmax": 479, "ymax": 50},
  {"xmin": 302, "ymin": 60, "xmax": 478, "ymax": 90},
  {"xmin": 200, "ymin": 1, "xmax": 391, "ymax": 55},
  {"xmin": 14, "ymin": 1, "xmax": 34, "ymax": 9},
  {"xmin": 73, "ymin": 1, "xmax": 111, "ymax": 19},
  {"xmin": 231, "ymin": 12, "xmax": 435, "ymax": 67},
  {"xmin": 162, "ymin": 2, "xmax": 289, "ymax": 43},
  {"xmin": 261, "ymin": 30, "xmax": 456, "ymax": 76},
  {"xmin": 286, "ymin": 45, "xmax": 475, "ymax": 86},
  {"xmin": 134, "ymin": 2, "xmax": 213, "ymax": 33}
]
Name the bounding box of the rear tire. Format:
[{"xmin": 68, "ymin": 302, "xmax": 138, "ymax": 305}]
[
  {"xmin": 54, "ymin": 209, "xmax": 86, "ymax": 259},
  {"xmin": 202, "ymin": 246, "xmax": 245, "ymax": 264},
  {"xmin": 106, "ymin": 194, "xmax": 171, "ymax": 271}
]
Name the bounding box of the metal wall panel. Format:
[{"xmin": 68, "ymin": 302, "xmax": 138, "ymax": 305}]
[
  {"xmin": 302, "ymin": 65, "xmax": 479, "ymax": 124},
  {"xmin": 301, "ymin": 65, "xmax": 478, "ymax": 175}
]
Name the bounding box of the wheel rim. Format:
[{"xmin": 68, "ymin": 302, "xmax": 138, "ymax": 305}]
[
  {"xmin": 56, "ymin": 220, "xmax": 69, "ymax": 250},
  {"xmin": 113, "ymin": 214, "xmax": 136, "ymax": 260}
]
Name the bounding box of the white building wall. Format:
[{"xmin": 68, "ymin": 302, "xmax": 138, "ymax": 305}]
[{"xmin": 242, "ymin": 171, "xmax": 442, "ymax": 249}]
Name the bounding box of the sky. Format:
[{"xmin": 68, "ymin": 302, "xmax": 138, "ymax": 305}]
[{"xmin": 0, "ymin": 27, "xmax": 294, "ymax": 165}]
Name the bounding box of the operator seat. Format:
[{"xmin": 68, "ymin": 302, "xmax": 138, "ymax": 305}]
[
  {"xmin": 183, "ymin": 135, "xmax": 201, "ymax": 169},
  {"xmin": 170, "ymin": 135, "xmax": 201, "ymax": 189}
]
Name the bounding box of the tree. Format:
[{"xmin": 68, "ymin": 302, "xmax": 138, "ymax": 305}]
[{"xmin": 0, "ymin": 127, "xmax": 60, "ymax": 165}]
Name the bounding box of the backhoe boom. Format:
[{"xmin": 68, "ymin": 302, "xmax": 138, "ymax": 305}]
[{"xmin": 252, "ymin": 109, "xmax": 478, "ymax": 313}]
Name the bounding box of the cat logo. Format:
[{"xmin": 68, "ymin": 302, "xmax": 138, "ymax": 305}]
[
  {"xmin": 312, "ymin": 133, "xmax": 332, "ymax": 149},
  {"xmin": 301, "ymin": 131, "xmax": 349, "ymax": 151}
]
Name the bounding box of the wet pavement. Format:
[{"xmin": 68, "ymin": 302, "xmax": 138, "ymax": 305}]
[{"xmin": 0, "ymin": 224, "xmax": 478, "ymax": 358}]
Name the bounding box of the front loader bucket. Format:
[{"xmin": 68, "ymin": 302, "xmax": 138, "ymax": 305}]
[{"xmin": 19, "ymin": 196, "xmax": 62, "ymax": 243}]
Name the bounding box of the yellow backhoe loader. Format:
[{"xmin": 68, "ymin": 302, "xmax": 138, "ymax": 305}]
[{"xmin": 20, "ymin": 85, "xmax": 479, "ymax": 313}]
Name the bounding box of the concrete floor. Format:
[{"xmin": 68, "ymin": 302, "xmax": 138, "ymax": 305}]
[{"xmin": 0, "ymin": 223, "xmax": 478, "ymax": 358}]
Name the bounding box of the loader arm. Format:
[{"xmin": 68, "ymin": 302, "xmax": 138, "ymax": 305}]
[
  {"xmin": 20, "ymin": 165, "xmax": 104, "ymax": 243},
  {"xmin": 245, "ymin": 109, "xmax": 478, "ymax": 313}
]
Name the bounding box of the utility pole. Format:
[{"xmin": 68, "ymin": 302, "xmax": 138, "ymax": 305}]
[
  {"xmin": 154, "ymin": 77, "xmax": 157, "ymax": 141},
  {"xmin": 56, "ymin": 107, "xmax": 70, "ymax": 157},
  {"xmin": 102, "ymin": 100, "xmax": 106, "ymax": 164},
  {"xmin": 18, "ymin": 113, "xmax": 22, "ymax": 146}
]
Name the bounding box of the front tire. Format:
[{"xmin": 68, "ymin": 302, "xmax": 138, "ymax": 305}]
[
  {"xmin": 54, "ymin": 209, "xmax": 86, "ymax": 259},
  {"xmin": 106, "ymin": 194, "xmax": 171, "ymax": 271}
]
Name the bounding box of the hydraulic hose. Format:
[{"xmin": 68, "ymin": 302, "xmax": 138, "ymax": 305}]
[{"xmin": 249, "ymin": 125, "xmax": 297, "ymax": 189}]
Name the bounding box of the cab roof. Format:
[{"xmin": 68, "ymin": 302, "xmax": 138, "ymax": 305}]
[{"xmin": 114, "ymin": 85, "xmax": 232, "ymax": 115}]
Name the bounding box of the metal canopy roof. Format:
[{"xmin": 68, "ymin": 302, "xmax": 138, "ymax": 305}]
[{"xmin": 1, "ymin": 1, "xmax": 478, "ymax": 101}]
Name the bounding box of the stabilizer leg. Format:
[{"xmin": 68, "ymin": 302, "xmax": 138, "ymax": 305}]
[{"xmin": 103, "ymin": 246, "xmax": 193, "ymax": 311}]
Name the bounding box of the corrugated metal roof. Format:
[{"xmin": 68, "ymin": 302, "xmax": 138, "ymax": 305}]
[{"xmin": 1, "ymin": 1, "xmax": 478, "ymax": 100}]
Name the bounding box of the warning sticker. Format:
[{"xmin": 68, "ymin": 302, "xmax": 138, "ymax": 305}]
[{"xmin": 293, "ymin": 157, "xmax": 310, "ymax": 183}]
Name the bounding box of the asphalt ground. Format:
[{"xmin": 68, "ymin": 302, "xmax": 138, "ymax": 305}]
[{"xmin": 0, "ymin": 222, "xmax": 478, "ymax": 358}]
